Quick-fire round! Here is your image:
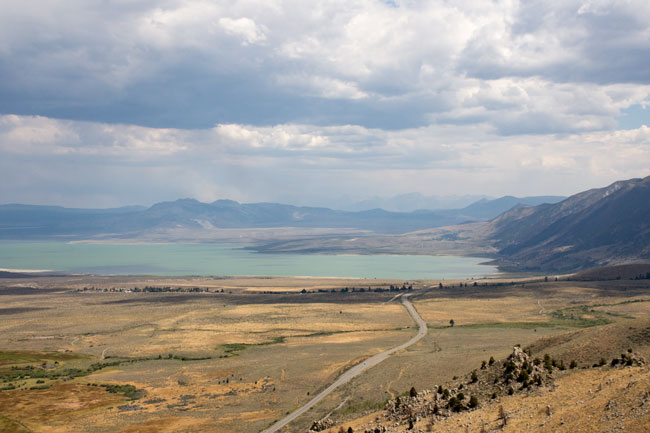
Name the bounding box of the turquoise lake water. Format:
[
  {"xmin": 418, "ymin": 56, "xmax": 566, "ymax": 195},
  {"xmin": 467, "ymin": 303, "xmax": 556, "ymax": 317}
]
[{"xmin": 0, "ymin": 242, "xmax": 498, "ymax": 279}]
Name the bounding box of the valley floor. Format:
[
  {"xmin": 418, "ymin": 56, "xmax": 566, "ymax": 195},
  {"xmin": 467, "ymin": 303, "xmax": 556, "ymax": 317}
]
[{"xmin": 0, "ymin": 274, "xmax": 649, "ymax": 432}]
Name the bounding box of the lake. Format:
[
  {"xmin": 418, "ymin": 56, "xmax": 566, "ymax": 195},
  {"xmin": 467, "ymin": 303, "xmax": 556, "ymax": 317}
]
[{"xmin": 0, "ymin": 242, "xmax": 498, "ymax": 279}]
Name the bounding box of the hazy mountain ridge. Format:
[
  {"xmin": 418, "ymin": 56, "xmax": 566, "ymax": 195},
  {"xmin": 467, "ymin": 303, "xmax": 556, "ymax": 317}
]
[
  {"xmin": 0, "ymin": 196, "xmax": 561, "ymax": 238},
  {"xmin": 460, "ymin": 195, "xmax": 565, "ymax": 220},
  {"xmin": 1, "ymin": 178, "xmax": 647, "ymax": 273},
  {"xmin": 344, "ymin": 193, "xmax": 488, "ymax": 212},
  {"xmin": 490, "ymin": 176, "xmax": 650, "ymax": 271},
  {"xmin": 246, "ymin": 177, "xmax": 650, "ymax": 273}
]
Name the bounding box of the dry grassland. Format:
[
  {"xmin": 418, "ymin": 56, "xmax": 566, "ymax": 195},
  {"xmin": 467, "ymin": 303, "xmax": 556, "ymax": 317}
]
[
  {"xmin": 0, "ymin": 276, "xmax": 649, "ymax": 433},
  {"xmin": 0, "ymin": 279, "xmax": 412, "ymax": 433}
]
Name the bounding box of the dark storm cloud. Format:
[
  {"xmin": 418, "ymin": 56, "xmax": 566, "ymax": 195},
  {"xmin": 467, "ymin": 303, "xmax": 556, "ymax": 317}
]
[
  {"xmin": 0, "ymin": 1, "xmax": 649, "ymax": 207},
  {"xmin": 0, "ymin": 0, "xmax": 647, "ymax": 133}
]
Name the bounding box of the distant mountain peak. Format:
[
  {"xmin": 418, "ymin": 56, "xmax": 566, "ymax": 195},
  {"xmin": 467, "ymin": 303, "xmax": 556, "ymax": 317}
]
[{"xmin": 211, "ymin": 199, "xmax": 239, "ymax": 206}]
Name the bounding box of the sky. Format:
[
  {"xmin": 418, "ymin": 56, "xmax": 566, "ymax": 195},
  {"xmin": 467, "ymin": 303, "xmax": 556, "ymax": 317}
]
[{"xmin": 1, "ymin": 0, "xmax": 649, "ymax": 208}]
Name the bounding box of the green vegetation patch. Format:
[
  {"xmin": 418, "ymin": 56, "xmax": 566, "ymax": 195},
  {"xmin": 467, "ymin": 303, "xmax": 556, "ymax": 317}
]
[
  {"xmin": 301, "ymin": 330, "xmax": 350, "ymax": 338},
  {"xmin": 0, "ymin": 353, "xmax": 219, "ymax": 391},
  {"xmin": 219, "ymin": 337, "xmax": 286, "ymax": 356},
  {"xmin": 93, "ymin": 383, "xmax": 143, "ymax": 400},
  {"xmin": 549, "ymin": 305, "xmax": 614, "ymax": 327},
  {"xmin": 160, "ymin": 354, "xmax": 212, "ymax": 361},
  {"xmin": 0, "ymin": 351, "xmax": 87, "ymax": 367}
]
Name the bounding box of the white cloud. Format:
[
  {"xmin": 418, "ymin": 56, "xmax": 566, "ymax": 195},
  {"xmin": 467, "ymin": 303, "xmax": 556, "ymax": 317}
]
[
  {"xmin": 277, "ymin": 75, "xmax": 369, "ymax": 100},
  {"xmin": 1, "ymin": 0, "xmax": 649, "ymax": 132},
  {"xmin": 0, "ymin": 115, "xmax": 187, "ymax": 159},
  {"xmin": 1, "ymin": 114, "xmax": 649, "ymax": 207},
  {"xmin": 219, "ymin": 17, "xmax": 266, "ymax": 45},
  {"xmin": 0, "ymin": 1, "xmax": 649, "ymax": 206}
]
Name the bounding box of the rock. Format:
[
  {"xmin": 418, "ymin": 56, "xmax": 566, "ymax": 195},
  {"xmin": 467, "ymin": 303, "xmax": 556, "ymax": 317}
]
[{"xmin": 310, "ymin": 418, "xmax": 334, "ymax": 432}]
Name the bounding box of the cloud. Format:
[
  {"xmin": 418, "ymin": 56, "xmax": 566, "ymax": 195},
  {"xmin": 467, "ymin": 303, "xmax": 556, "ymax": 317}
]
[
  {"xmin": 219, "ymin": 17, "xmax": 267, "ymax": 45},
  {"xmin": 1, "ymin": 2, "xmax": 649, "ymax": 207},
  {"xmin": 1, "ymin": 114, "xmax": 649, "ymax": 207},
  {"xmin": 0, "ymin": 0, "xmax": 649, "ymax": 133},
  {"xmin": 277, "ymin": 75, "xmax": 370, "ymax": 100}
]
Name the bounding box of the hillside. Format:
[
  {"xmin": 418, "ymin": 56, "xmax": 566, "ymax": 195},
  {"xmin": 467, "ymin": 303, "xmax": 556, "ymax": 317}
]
[
  {"xmin": 321, "ymin": 316, "xmax": 650, "ymax": 433},
  {"xmin": 246, "ymin": 176, "xmax": 650, "ymax": 272},
  {"xmin": 489, "ymin": 176, "xmax": 650, "ymax": 272},
  {"xmin": 460, "ymin": 195, "xmax": 565, "ymax": 220}
]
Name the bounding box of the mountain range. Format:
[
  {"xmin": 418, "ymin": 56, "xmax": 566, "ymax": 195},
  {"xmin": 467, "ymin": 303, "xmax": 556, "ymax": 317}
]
[
  {"xmin": 342, "ymin": 193, "xmax": 488, "ymax": 212},
  {"xmin": 342, "ymin": 193, "xmax": 565, "ymax": 213},
  {"xmin": 488, "ymin": 175, "xmax": 650, "ymax": 272},
  {"xmin": 2, "ymin": 176, "xmax": 649, "ymax": 273},
  {"xmin": 0, "ymin": 195, "xmax": 564, "ymax": 238},
  {"xmin": 225, "ymin": 176, "xmax": 650, "ymax": 273}
]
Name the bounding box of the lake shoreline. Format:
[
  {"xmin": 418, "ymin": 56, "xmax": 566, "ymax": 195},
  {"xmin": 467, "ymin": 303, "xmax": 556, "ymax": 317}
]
[{"xmin": 0, "ymin": 241, "xmax": 499, "ymax": 280}]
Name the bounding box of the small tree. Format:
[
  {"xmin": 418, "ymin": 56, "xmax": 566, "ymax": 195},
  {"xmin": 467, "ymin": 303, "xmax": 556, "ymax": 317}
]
[
  {"xmin": 409, "ymin": 386, "xmax": 417, "ymax": 397},
  {"xmin": 488, "ymin": 356, "xmax": 495, "ymax": 366},
  {"xmin": 449, "ymin": 319, "xmax": 455, "ymax": 327},
  {"xmin": 470, "ymin": 370, "xmax": 478, "ymax": 383},
  {"xmin": 499, "ymin": 405, "xmax": 508, "ymax": 426},
  {"xmin": 469, "ymin": 395, "xmax": 479, "ymax": 408},
  {"xmin": 517, "ymin": 370, "xmax": 529, "ymax": 383},
  {"xmin": 447, "ymin": 396, "xmax": 460, "ymax": 411}
]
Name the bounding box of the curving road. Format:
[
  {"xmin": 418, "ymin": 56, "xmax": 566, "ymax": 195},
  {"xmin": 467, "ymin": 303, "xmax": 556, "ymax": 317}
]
[{"xmin": 261, "ymin": 291, "xmax": 428, "ymax": 433}]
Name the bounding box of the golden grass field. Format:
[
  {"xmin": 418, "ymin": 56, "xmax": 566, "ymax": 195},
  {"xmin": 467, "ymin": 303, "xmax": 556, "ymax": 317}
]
[{"xmin": 1, "ymin": 275, "xmax": 649, "ymax": 432}]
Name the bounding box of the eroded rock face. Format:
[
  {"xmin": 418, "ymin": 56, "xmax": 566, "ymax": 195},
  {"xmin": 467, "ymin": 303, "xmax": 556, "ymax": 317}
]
[{"xmin": 310, "ymin": 417, "xmax": 334, "ymax": 432}]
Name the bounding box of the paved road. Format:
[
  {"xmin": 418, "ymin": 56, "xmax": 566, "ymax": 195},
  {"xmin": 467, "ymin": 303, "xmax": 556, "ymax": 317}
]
[{"xmin": 260, "ymin": 291, "xmax": 428, "ymax": 433}]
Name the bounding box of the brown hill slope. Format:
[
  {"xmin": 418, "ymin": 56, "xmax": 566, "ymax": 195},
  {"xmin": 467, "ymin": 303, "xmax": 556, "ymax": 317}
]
[
  {"xmin": 489, "ymin": 175, "xmax": 650, "ymax": 272},
  {"xmin": 322, "ymin": 317, "xmax": 650, "ymax": 433}
]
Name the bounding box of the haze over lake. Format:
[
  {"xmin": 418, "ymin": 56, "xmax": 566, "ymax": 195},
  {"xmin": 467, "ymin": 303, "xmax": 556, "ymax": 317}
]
[{"xmin": 0, "ymin": 242, "xmax": 497, "ymax": 279}]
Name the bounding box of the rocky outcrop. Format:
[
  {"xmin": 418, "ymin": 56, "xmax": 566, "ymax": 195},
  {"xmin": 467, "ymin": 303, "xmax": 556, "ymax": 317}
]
[{"xmin": 309, "ymin": 418, "xmax": 334, "ymax": 432}]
